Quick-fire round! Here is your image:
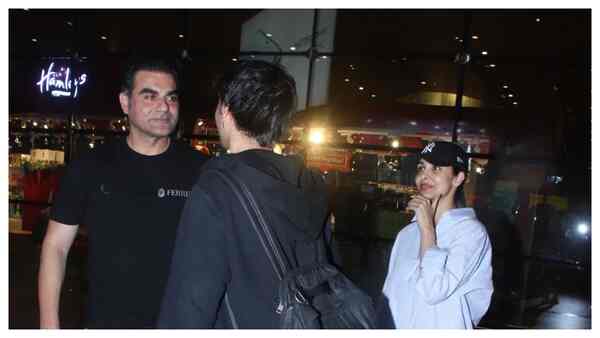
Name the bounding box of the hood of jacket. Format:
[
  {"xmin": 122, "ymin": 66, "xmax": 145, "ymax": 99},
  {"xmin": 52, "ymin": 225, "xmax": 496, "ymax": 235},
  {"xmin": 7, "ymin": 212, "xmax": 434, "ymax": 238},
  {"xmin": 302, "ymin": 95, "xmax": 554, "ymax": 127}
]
[{"xmin": 202, "ymin": 149, "xmax": 329, "ymax": 240}]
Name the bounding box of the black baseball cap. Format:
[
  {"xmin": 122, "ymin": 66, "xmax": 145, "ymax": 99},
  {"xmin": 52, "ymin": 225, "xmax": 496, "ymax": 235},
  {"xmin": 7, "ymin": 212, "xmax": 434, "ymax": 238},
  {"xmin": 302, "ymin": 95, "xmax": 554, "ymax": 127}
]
[{"xmin": 418, "ymin": 141, "xmax": 468, "ymax": 172}]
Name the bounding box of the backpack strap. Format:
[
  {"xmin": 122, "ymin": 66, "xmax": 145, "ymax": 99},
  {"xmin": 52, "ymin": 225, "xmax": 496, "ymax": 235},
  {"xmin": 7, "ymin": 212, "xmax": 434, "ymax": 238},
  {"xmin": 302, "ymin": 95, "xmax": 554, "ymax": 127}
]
[{"xmin": 208, "ymin": 169, "xmax": 290, "ymax": 280}]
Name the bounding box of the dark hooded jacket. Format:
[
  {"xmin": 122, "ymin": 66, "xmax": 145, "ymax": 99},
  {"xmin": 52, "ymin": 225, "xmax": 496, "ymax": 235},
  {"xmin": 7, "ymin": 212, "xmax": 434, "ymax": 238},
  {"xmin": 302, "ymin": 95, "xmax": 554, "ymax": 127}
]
[{"xmin": 157, "ymin": 149, "xmax": 330, "ymax": 328}]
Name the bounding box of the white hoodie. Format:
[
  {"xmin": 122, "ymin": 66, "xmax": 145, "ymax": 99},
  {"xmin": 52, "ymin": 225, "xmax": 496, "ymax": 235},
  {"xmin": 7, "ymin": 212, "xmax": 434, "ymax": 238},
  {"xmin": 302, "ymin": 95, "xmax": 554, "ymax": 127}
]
[{"xmin": 383, "ymin": 208, "xmax": 493, "ymax": 329}]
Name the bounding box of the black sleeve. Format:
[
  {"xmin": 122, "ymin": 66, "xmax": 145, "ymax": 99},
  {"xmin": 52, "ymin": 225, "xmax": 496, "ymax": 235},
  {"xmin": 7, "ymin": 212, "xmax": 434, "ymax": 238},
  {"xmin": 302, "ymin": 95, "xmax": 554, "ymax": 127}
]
[
  {"xmin": 157, "ymin": 186, "xmax": 229, "ymax": 328},
  {"xmin": 49, "ymin": 156, "xmax": 91, "ymax": 226}
]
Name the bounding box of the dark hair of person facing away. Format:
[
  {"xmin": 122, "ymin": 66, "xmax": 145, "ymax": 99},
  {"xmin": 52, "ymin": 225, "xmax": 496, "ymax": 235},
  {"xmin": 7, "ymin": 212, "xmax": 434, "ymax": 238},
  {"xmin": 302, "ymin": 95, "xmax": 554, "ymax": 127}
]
[
  {"xmin": 214, "ymin": 60, "xmax": 297, "ymax": 147},
  {"xmin": 120, "ymin": 57, "xmax": 180, "ymax": 96}
]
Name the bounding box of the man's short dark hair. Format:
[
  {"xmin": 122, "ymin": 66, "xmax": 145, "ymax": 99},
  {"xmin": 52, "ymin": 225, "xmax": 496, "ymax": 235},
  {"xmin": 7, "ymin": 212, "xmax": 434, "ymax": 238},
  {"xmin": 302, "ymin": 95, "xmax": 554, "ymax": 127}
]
[
  {"xmin": 215, "ymin": 60, "xmax": 297, "ymax": 147},
  {"xmin": 121, "ymin": 58, "xmax": 180, "ymax": 95}
]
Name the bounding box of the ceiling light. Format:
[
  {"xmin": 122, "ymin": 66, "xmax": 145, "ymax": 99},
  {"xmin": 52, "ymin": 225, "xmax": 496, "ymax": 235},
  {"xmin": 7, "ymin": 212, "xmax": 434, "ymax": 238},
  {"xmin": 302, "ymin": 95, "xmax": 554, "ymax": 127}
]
[
  {"xmin": 503, "ymin": 84, "xmax": 509, "ymax": 89},
  {"xmin": 31, "ymin": 38, "xmax": 37, "ymax": 42},
  {"xmin": 370, "ymin": 94, "xmax": 376, "ymax": 98},
  {"xmin": 420, "ymin": 81, "xmax": 427, "ymax": 85},
  {"xmin": 391, "ymin": 140, "xmax": 400, "ymax": 149},
  {"xmin": 289, "ymin": 46, "xmax": 296, "ymax": 51},
  {"xmin": 344, "ymin": 78, "xmax": 350, "ymax": 82},
  {"xmin": 100, "ymin": 35, "xmax": 108, "ymax": 40},
  {"xmin": 358, "ymin": 86, "xmax": 364, "ymax": 91},
  {"xmin": 536, "ymin": 18, "xmax": 542, "ymax": 23},
  {"xmin": 178, "ymin": 34, "xmax": 184, "ymax": 38},
  {"xmin": 472, "ymin": 35, "xmax": 479, "ymax": 39},
  {"xmin": 481, "ymin": 50, "xmax": 488, "ymax": 55},
  {"xmin": 232, "ymin": 58, "xmax": 238, "ymax": 62},
  {"xmin": 410, "ymin": 121, "xmax": 417, "ymax": 126},
  {"xmin": 66, "ymin": 21, "xmax": 73, "ymax": 26},
  {"xmin": 320, "ymin": 55, "xmax": 328, "ymax": 59},
  {"xmin": 489, "ymin": 64, "xmax": 496, "ymax": 68},
  {"xmin": 513, "ymin": 101, "xmax": 518, "ymax": 105},
  {"xmin": 434, "ymin": 125, "xmax": 440, "ymax": 129},
  {"xmin": 265, "ymin": 33, "xmax": 273, "ymax": 37}
]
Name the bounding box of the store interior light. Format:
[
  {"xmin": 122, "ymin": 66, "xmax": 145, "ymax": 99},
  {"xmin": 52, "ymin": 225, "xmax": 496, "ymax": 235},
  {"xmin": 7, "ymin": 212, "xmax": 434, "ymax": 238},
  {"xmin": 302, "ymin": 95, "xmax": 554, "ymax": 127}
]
[
  {"xmin": 178, "ymin": 34, "xmax": 184, "ymax": 38},
  {"xmin": 101, "ymin": 35, "xmax": 108, "ymax": 40},
  {"xmin": 197, "ymin": 120, "xmax": 204, "ymax": 127},
  {"xmin": 577, "ymin": 223, "xmax": 589, "ymax": 235},
  {"xmin": 344, "ymin": 78, "xmax": 350, "ymax": 82},
  {"xmin": 273, "ymin": 143, "xmax": 283, "ymax": 154},
  {"xmin": 503, "ymin": 85, "xmax": 509, "ymax": 89},
  {"xmin": 358, "ymin": 86, "xmax": 364, "ymax": 91},
  {"xmin": 31, "ymin": 38, "xmax": 37, "ymax": 42},
  {"xmin": 308, "ymin": 128, "xmax": 325, "ymax": 145},
  {"xmin": 472, "ymin": 35, "xmax": 479, "ymax": 39},
  {"xmin": 289, "ymin": 46, "xmax": 296, "ymax": 51},
  {"xmin": 391, "ymin": 140, "xmax": 400, "ymax": 148},
  {"xmin": 481, "ymin": 50, "xmax": 488, "ymax": 55},
  {"xmin": 420, "ymin": 81, "xmax": 427, "ymax": 85}
]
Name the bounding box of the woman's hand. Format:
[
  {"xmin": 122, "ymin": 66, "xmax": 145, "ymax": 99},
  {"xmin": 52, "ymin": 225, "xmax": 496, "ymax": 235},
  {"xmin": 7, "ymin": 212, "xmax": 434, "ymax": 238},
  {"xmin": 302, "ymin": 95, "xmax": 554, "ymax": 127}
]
[
  {"xmin": 407, "ymin": 194, "xmax": 439, "ymax": 257},
  {"xmin": 406, "ymin": 194, "xmax": 437, "ymax": 231}
]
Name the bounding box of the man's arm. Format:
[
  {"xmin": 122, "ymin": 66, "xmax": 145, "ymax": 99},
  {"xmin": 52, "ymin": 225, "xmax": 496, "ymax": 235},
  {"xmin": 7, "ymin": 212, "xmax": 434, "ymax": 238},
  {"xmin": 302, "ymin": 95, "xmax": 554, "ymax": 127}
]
[{"xmin": 38, "ymin": 220, "xmax": 79, "ymax": 329}]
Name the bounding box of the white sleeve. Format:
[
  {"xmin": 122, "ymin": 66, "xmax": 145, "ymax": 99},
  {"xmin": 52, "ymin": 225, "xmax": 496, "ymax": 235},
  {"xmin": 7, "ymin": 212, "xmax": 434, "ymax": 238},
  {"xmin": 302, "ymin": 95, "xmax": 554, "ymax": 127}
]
[{"xmin": 414, "ymin": 221, "xmax": 492, "ymax": 305}]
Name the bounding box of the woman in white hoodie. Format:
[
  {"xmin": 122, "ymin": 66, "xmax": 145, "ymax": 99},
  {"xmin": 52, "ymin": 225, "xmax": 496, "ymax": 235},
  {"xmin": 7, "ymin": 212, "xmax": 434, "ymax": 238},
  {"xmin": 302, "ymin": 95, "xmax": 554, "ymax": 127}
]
[{"xmin": 382, "ymin": 141, "xmax": 493, "ymax": 329}]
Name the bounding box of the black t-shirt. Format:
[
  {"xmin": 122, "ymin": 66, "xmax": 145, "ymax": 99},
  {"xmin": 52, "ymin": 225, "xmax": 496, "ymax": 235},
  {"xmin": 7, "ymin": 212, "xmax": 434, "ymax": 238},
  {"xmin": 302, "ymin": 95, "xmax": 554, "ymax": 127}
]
[{"xmin": 50, "ymin": 139, "xmax": 207, "ymax": 328}]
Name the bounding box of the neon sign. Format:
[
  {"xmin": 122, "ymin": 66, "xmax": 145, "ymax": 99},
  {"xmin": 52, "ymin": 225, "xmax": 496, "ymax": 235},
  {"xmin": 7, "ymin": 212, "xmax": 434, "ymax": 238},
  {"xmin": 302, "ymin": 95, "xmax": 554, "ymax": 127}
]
[{"xmin": 36, "ymin": 62, "xmax": 88, "ymax": 98}]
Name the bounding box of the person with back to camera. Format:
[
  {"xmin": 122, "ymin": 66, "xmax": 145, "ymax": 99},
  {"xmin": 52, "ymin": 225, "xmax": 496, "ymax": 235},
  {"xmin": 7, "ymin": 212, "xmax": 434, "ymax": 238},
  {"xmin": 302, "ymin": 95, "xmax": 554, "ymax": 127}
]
[
  {"xmin": 157, "ymin": 60, "xmax": 338, "ymax": 328},
  {"xmin": 382, "ymin": 141, "xmax": 493, "ymax": 329}
]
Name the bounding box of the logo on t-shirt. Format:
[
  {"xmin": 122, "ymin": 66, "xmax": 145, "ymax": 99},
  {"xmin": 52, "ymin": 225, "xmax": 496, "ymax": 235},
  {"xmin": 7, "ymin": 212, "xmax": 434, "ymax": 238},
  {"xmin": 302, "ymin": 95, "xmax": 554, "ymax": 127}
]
[{"xmin": 157, "ymin": 187, "xmax": 191, "ymax": 199}]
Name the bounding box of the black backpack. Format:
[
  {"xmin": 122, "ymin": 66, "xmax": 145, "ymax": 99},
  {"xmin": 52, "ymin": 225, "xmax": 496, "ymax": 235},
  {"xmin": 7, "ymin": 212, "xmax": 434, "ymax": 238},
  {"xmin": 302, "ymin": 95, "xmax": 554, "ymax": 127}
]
[{"xmin": 212, "ymin": 169, "xmax": 377, "ymax": 329}]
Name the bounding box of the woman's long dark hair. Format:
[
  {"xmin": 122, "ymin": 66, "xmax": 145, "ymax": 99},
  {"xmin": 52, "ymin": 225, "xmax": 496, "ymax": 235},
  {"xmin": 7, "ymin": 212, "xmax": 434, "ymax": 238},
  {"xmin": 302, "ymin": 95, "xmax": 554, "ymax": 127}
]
[{"xmin": 452, "ymin": 166, "xmax": 467, "ymax": 208}]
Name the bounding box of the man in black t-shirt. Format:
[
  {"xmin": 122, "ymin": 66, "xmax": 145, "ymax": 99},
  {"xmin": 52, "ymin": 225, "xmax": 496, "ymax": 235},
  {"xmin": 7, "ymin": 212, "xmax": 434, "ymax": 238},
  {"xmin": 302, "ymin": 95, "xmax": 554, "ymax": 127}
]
[{"xmin": 38, "ymin": 58, "xmax": 207, "ymax": 329}]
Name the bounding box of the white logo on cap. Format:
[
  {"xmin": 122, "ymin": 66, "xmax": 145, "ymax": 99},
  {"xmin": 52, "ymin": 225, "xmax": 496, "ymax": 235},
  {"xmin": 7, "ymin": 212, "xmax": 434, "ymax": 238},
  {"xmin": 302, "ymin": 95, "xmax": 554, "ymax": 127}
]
[
  {"xmin": 422, "ymin": 142, "xmax": 436, "ymax": 154},
  {"xmin": 457, "ymin": 156, "xmax": 464, "ymax": 163}
]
